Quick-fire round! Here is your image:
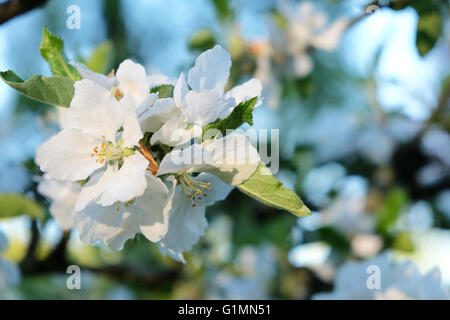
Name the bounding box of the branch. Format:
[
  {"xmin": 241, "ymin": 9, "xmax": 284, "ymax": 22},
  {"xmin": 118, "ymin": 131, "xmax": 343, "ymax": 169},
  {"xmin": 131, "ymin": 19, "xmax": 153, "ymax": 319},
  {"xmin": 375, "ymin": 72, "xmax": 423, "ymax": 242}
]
[
  {"xmin": 138, "ymin": 141, "xmax": 159, "ymax": 175},
  {"xmin": 0, "ymin": 0, "xmax": 49, "ymax": 25},
  {"xmin": 85, "ymin": 265, "xmax": 181, "ymax": 288}
]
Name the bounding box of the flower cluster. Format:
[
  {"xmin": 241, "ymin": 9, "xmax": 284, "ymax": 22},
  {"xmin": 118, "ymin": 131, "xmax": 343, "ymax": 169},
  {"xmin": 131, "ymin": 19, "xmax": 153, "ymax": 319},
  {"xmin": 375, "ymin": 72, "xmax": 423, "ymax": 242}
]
[{"xmin": 36, "ymin": 45, "xmax": 262, "ymax": 262}]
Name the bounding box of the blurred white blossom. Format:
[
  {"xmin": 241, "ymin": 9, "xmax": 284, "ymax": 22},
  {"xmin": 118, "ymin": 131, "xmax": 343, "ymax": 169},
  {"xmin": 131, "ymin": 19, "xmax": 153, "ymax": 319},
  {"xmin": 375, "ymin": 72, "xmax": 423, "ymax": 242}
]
[{"xmin": 314, "ymin": 252, "xmax": 449, "ymax": 300}]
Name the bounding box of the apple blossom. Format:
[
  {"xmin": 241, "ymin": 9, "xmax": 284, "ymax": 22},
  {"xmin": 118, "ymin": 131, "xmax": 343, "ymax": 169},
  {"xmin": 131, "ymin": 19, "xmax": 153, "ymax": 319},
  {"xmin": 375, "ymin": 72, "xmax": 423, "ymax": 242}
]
[
  {"xmin": 313, "ymin": 252, "xmax": 449, "ymax": 300},
  {"xmin": 74, "ymin": 173, "xmax": 172, "ymax": 250},
  {"xmin": 2, "ymin": 28, "xmax": 312, "ymax": 262},
  {"xmin": 36, "ymin": 78, "xmax": 149, "ymax": 211},
  {"xmin": 150, "ymin": 45, "xmax": 262, "ymax": 147}
]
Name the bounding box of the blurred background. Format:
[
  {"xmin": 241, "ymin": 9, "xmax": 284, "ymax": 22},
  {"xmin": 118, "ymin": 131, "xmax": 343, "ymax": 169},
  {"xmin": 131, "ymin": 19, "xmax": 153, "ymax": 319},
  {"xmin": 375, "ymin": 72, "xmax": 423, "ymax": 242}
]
[{"xmin": 0, "ymin": 0, "xmax": 449, "ymax": 299}]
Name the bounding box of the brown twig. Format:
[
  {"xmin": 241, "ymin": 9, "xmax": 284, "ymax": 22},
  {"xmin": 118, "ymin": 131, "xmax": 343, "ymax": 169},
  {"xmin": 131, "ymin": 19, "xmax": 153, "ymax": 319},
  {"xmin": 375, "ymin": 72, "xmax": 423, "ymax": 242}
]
[
  {"xmin": 138, "ymin": 141, "xmax": 159, "ymax": 174},
  {"xmin": 0, "ymin": 0, "xmax": 49, "ymax": 25}
]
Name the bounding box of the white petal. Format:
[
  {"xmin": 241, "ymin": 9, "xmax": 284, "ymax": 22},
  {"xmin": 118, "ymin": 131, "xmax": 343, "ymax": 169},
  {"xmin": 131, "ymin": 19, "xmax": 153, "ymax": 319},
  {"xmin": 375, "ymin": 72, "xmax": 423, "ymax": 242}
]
[
  {"xmin": 157, "ymin": 143, "xmax": 206, "ymax": 175},
  {"xmin": 173, "ymin": 72, "xmax": 188, "ymax": 108},
  {"xmin": 73, "ymin": 201, "xmax": 140, "ymax": 251},
  {"xmin": 119, "ymin": 94, "xmax": 139, "ymax": 111},
  {"xmin": 135, "ymin": 174, "xmax": 170, "ymax": 242},
  {"xmin": 139, "ymin": 98, "xmax": 179, "ymax": 133},
  {"xmin": 37, "ymin": 174, "xmax": 79, "ymax": 230},
  {"xmin": 71, "ymin": 79, "xmax": 114, "ymax": 111},
  {"xmin": 150, "ymin": 114, "xmax": 201, "ymax": 147},
  {"xmin": 158, "ymin": 134, "xmax": 260, "ymax": 185},
  {"xmin": 183, "ymin": 89, "xmax": 234, "ymax": 126},
  {"xmin": 135, "ymin": 93, "xmax": 158, "ymax": 118},
  {"xmin": 70, "ymin": 79, "xmax": 124, "ymax": 142},
  {"xmin": 203, "ymin": 133, "xmax": 260, "ymax": 185},
  {"xmin": 188, "ymin": 45, "xmax": 231, "ymax": 94},
  {"xmin": 70, "ymin": 61, "xmax": 117, "ymax": 89},
  {"xmin": 158, "ymin": 177, "xmax": 208, "ymax": 254},
  {"xmin": 116, "ymin": 59, "xmax": 149, "ymax": 107},
  {"xmin": 224, "ymin": 78, "xmax": 263, "ymax": 108},
  {"xmin": 195, "ymin": 173, "xmax": 233, "ymax": 206},
  {"xmin": 75, "ymin": 165, "xmax": 116, "ymax": 212},
  {"xmin": 56, "ymin": 106, "xmax": 78, "ymax": 130},
  {"xmin": 121, "ymin": 112, "xmax": 143, "ymax": 148},
  {"xmin": 36, "ymin": 128, "xmax": 103, "ymax": 181},
  {"xmin": 96, "ymin": 153, "xmax": 149, "ymax": 207}
]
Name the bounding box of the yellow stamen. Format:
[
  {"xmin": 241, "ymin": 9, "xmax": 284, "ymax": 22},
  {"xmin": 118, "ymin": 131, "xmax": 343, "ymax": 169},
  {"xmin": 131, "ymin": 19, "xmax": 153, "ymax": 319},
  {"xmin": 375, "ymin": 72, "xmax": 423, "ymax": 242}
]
[{"xmin": 178, "ymin": 173, "xmax": 213, "ymax": 206}]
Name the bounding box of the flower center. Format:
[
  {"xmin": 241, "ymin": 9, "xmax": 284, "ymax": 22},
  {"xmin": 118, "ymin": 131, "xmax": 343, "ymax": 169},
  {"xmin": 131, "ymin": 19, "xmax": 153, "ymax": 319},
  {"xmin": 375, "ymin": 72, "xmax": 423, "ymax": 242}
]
[
  {"xmin": 177, "ymin": 173, "xmax": 212, "ymax": 207},
  {"xmin": 111, "ymin": 86, "xmax": 124, "ymax": 101},
  {"xmin": 91, "ymin": 137, "xmax": 134, "ymax": 164}
]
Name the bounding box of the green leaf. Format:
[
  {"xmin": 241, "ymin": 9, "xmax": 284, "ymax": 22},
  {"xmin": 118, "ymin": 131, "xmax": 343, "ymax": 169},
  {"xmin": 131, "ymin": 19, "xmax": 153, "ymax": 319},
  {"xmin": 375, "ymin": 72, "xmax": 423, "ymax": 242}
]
[
  {"xmin": 203, "ymin": 97, "xmax": 257, "ymax": 137},
  {"xmin": 40, "ymin": 26, "xmax": 81, "ymax": 81},
  {"xmin": 189, "ymin": 29, "xmax": 217, "ymax": 52},
  {"xmin": 416, "ymin": 11, "xmax": 442, "ymax": 56},
  {"xmin": 0, "ymin": 70, "xmax": 75, "ymax": 107},
  {"xmin": 316, "ymin": 226, "xmax": 350, "ymax": 252},
  {"xmin": 211, "ymin": 0, "xmax": 234, "ymax": 22},
  {"xmin": 0, "ymin": 193, "xmax": 45, "ymax": 220},
  {"xmin": 392, "ymin": 232, "xmax": 414, "ymax": 252},
  {"xmin": 150, "ymin": 84, "xmax": 174, "ymax": 98},
  {"xmin": 85, "ymin": 41, "xmax": 113, "ymax": 73},
  {"xmin": 237, "ymin": 163, "xmax": 311, "ymax": 217},
  {"xmin": 376, "ymin": 187, "xmax": 408, "ymax": 235},
  {"xmin": 271, "ymin": 10, "xmax": 288, "ymax": 30}
]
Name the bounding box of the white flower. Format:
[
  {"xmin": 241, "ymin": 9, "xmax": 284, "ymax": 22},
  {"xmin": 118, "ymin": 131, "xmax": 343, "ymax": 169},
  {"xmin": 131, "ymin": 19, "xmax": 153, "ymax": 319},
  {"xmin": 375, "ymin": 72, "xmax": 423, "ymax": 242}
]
[
  {"xmin": 72, "ymin": 59, "xmax": 174, "ymax": 111},
  {"xmin": 147, "ymin": 46, "xmax": 263, "ymax": 261},
  {"xmin": 37, "ymin": 47, "xmax": 263, "ymax": 257},
  {"xmin": 74, "ymin": 173, "xmax": 172, "ymax": 250},
  {"xmin": 158, "ymin": 174, "xmax": 233, "ymax": 262},
  {"xmin": 154, "ymin": 133, "xmax": 260, "ymax": 261},
  {"xmin": 37, "ymin": 174, "xmax": 80, "ymax": 230},
  {"xmin": 37, "ymin": 173, "xmax": 174, "ymax": 250},
  {"xmin": 155, "ymin": 133, "xmax": 260, "ymax": 261},
  {"xmin": 150, "ymin": 45, "xmax": 262, "ymax": 147},
  {"xmin": 73, "ymin": 59, "xmax": 180, "ymax": 137},
  {"xmin": 313, "ymin": 252, "xmax": 450, "ymax": 300},
  {"xmin": 36, "ymin": 79, "xmax": 149, "ymax": 211}
]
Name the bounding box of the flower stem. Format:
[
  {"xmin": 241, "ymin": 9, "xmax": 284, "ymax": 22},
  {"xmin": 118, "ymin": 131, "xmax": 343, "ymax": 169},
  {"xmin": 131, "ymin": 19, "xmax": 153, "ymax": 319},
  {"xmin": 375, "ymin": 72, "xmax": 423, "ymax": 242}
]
[{"xmin": 138, "ymin": 141, "xmax": 159, "ymax": 175}]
